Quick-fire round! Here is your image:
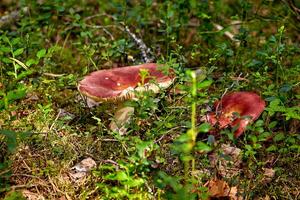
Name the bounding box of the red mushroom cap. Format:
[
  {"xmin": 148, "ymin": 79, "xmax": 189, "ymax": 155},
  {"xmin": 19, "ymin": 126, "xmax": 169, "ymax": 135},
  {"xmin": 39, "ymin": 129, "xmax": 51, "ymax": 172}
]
[
  {"xmin": 78, "ymin": 63, "xmax": 174, "ymax": 102},
  {"xmin": 207, "ymin": 92, "xmax": 265, "ymax": 137}
]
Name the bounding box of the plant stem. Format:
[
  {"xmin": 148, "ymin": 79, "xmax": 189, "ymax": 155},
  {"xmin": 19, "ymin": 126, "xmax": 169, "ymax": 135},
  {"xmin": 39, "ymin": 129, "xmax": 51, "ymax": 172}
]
[{"xmin": 191, "ymin": 71, "xmax": 197, "ymax": 172}]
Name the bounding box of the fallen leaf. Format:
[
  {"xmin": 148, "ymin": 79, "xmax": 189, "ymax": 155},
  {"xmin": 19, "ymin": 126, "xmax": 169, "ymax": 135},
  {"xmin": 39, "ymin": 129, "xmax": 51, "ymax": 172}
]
[
  {"xmin": 262, "ymin": 168, "xmax": 275, "ymax": 184},
  {"xmin": 69, "ymin": 157, "xmax": 96, "ymax": 182},
  {"xmin": 57, "ymin": 108, "xmax": 75, "ymax": 120},
  {"xmin": 204, "ymin": 178, "xmax": 242, "ymax": 200},
  {"xmin": 22, "ymin": 190, "xmax": 45, "ymax": 200}
]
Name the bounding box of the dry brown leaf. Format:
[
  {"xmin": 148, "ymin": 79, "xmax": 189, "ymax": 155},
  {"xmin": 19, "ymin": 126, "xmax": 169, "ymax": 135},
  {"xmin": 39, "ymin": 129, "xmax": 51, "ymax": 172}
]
[
  {"xmin": 262, "ymin": 168, "xmax": 275, "ymax": 184},
  {"xmin": 22, "ymin": 190, "xmax": 45, "ymax": 200},
  {"xmin": 110, "ymin": 106, "xmax": 135, "ymax": 135},
  {"xmin": 69, "ymin": 157, "xmax": 96, "ymax": 182},
  {"xmin": 204, "ymin": 178, "xmax": 242, "ymax": 200}
]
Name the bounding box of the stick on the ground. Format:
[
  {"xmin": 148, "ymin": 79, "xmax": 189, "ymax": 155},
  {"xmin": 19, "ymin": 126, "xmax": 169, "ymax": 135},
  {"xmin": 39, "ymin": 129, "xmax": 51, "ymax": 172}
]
[
  {"xmin": 213, "ymin": 23, "xmax": 240, "ymax": 47},
  {"xmin": 124, "ymin": 26, "xmax": 154, "ymax": 63}
]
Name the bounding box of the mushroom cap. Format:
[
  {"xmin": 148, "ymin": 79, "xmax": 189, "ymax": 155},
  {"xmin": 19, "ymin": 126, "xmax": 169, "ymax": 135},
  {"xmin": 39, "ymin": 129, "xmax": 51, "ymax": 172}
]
[
  {"xmin": 78, "ymin": 63, "xmax": 175, "ymax": 102},
  {"xmin": 207, "ymin": 92, "xmax": 265, "ymax": 137}
]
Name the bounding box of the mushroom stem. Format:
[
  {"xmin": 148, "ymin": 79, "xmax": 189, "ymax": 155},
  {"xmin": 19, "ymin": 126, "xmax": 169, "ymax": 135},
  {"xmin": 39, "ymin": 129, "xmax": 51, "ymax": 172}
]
[{"xmin": 109, "ymin": 102, "xmax": 135, "ymax": 136}]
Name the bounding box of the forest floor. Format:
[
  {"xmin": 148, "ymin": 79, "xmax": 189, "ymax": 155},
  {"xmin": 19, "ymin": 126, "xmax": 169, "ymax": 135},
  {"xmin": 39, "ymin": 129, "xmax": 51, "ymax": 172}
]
[{"xmin": 0, "ymin": 1, "xmax": 299, "ymax": 200}]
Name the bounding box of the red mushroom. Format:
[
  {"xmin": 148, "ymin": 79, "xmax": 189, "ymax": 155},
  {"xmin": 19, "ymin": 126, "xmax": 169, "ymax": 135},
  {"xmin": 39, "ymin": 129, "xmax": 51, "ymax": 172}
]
[
  {"xmin": 206, "ymin": 92, "xmax": 265, "ymax": 138},
  {"xmin": 78, "ymin": 63, "xmax": 174, "ymax": 102},
  {"xmin": 78, "ymin": 63, "xmax": 175, "ymax": 135}
]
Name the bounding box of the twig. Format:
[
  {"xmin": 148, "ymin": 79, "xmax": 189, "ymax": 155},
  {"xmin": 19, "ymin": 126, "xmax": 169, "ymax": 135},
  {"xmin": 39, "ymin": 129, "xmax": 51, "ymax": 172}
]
[
  {"xmin": 124, "ymin": 25, "xmax": 154, "ymax": 63},
  {"xmin": 85, "ymin": 24, "xmax": 116, "ymax": 40},
  {"xmin": 101, "ymin": 159, "xmax": 120, "ymax": 170},
  {"xmin": 284, "ymin": 0, "xmax": 300, "ymax": 21},
  {"xmin": 154, "ymin": 126, "xmax": 187, "ymax": 143},
  {"xmin": 7, "ymin": 184, "xmax": 37, "ymax": 190},
  {"xmin": 99, "ymin": 138, "xmax": 118, "ymax": 142},
  {"xmin": 0, "ymin": 169, "xmax": 10, "ymax": 176},
  {"xmin": 43, "ymin": 73, "xmax": 65, "ymax": 77},
  {"xmin": 0, "ymin": 7, "xmax": 29, "ymax": 28},
  {"xmin": 213, "ymin": 23, "xmax": 240, "ymax": 46},
  {"xmin": 49, "ymin": 109, "xmax": 62, "ymax": 131},
  {"xmin": 84, "ymin": 14, "xmax": 154, "ymax": 62}
]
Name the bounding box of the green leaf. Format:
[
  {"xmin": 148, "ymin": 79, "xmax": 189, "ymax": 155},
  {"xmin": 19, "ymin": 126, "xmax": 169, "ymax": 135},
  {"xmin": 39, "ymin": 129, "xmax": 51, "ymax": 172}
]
[
  {"xmin": 6, "ymin": 87, "xmax": 26, "ymax": 101},
  {"xmin": 266, "ymin": 145, "xmax": 277, "ymax": 152},
  {"xmin": 255, "ymin": 120, "xmax": 264, "ymax": 127},
  {"xmin": 198, "ymin": 123, "xmax": 211, "ymax": 133},
  {"xmin": 11, "ymin": 38, "xmax": 21, "ymax": 45},
  {"xmin": 2, "ymin": 36, "xmax": 10, "ymax": 44},
  {"xmin": 2, "ymin": 57, "xmax": 12, "ymax": 64},
  {"xmin": 116, "ymin": 171, "xmax": 128, "ymax": 181},
  {"xmin": 37, "ymin": 49, "xmax": 46, "ymax": 59},
  {"xmin": 258, "ymin": 132, "xmax": 272, "ymax": 141},
  {"xmin": 0, "ymin": 46, "xmax": 11, "ymax": 53},
  {"xmin": 126, "ymin": 177, "xmax": 144, "ymax": 187},
  {"xmin": 13, "ymin": 48, "xmax": 24, "ymax": 56},
  {"xmin": 195, "ymin": 141, "xmax": 212, "ymax": 152},
  {"xmin": 197, "ymin": 80, "xmax": 213, "ymax": 89},
  {"xmin": 268, "ymin": 121, "xmax": 277, "ymax": 129},
  {"xmin": 26, "ymin": 58, "xmax": 38, "ymax": 67},
  {"xmin": 278, "ymin": 25, "xmax": 285, "ymax": 34},
  {"xmin": 273, "ymin": 132, "xmax": 285, "ymax": 142},
  {"xmin": 16, "ymin": 70, "xmax": 33, "ymax": 80},
  {"xmin": 0, "ymin": 130, "xmax": 17, "ymax": 153},
  {"xmin": 3, "ymin": 191, "xmax": 27, "ymax": 200}
]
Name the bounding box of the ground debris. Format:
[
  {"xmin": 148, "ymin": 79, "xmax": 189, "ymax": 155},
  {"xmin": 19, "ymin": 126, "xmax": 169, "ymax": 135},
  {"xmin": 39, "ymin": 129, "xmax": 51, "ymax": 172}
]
[
  {"xmin": 209, "ymin": 144, "xmax": 242, "ymax": 178},
  {"xmin": 262, "ymin": 168, "xmax": 275, "ymax": 184},
  {"xmin": 21, "ymin": 190, "xmax": 45, "ymax": 200},
  {"xmin": 69, "ymin": 157, "xmax": 97, "ymax": 182},
  {"xmin": 204, "ymin": 178, "xmax": 242, "ymax": 200}
]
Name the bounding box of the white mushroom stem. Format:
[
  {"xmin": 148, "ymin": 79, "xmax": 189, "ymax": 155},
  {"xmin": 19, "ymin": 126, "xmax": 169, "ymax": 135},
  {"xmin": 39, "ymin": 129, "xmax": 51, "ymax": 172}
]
[{"xmin": 109, "ymin": 105, "xmax": 135, "ymax": 136}]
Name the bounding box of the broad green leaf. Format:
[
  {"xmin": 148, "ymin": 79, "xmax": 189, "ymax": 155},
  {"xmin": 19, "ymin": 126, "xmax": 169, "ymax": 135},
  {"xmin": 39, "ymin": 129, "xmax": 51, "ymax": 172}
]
[
  {"xmin": 37, "ymin": 49, "xmax": 46, "ymax": 59},
  {"xmin": 268, "ymin": 121, "xmax": 277, "ymax": 129},
  {"xmin": 26, "ymin": 58, "xmax": 38, "ymax": 67},
  {"xmin": 16, "ymin": 70, "xmax": 33, "ymax": 80},
  {"xmin": 0, "ymin": 46, "xmax": 11, "ymax": 53},
  {"xmin": 13, "ymin": 48, "xmax": 24, "ymax": 56},
  {"xmin": 274, "ymin": 133, "xmax": 285, "ymax": 142},
  {"xmin": 195, "ymin": 141, "xmax": 212, "ymax": 152},
  {"xmin": 197, "ymin": 80, "xmax": 213, "ymax": 89},
  {"xmin": 266, "ymin": 145, "xmax": 277, "ymax": 152},
  {"xmin": 126, "ymin": 178, "xmax": 144, "ymax": 187},
  {"xmin": 2, "ymin": 36, "xmax": 10, "ymax": 44},
  {"xmin": 198, "ymin": 123, "xmax": 211, "ymax": 133},
  {"xmin": 2, "ymin": 57, "xmax": 12, "ymax": 63},
  {"xmin": 11, "ymin": 37, "xmax": 21, "ymax": 45}
]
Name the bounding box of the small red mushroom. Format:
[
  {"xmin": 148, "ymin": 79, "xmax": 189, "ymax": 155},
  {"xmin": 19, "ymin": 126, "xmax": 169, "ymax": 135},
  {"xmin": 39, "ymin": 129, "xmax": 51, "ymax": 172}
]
[
  {"xmin": 206, "ymin": 92, "xmax": 265, "ymax": 138},
  {"xmin": 78, "ymin": 63, "xmax": 174, "ymax": 102}
]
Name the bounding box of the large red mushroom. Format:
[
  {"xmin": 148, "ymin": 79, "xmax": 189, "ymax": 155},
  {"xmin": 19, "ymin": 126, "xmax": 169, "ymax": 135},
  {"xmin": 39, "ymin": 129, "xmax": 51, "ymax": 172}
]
[
  {"xmin": 206, "ymin": 92, "xmax": 265, "ymax": 138},
  {"xmin": 78, "ymin": 63, "xmax": 174, "ymax": 102},
  {"xmin": 78, "ymin": 63, "xmax": 175, "ymax": 135}
]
